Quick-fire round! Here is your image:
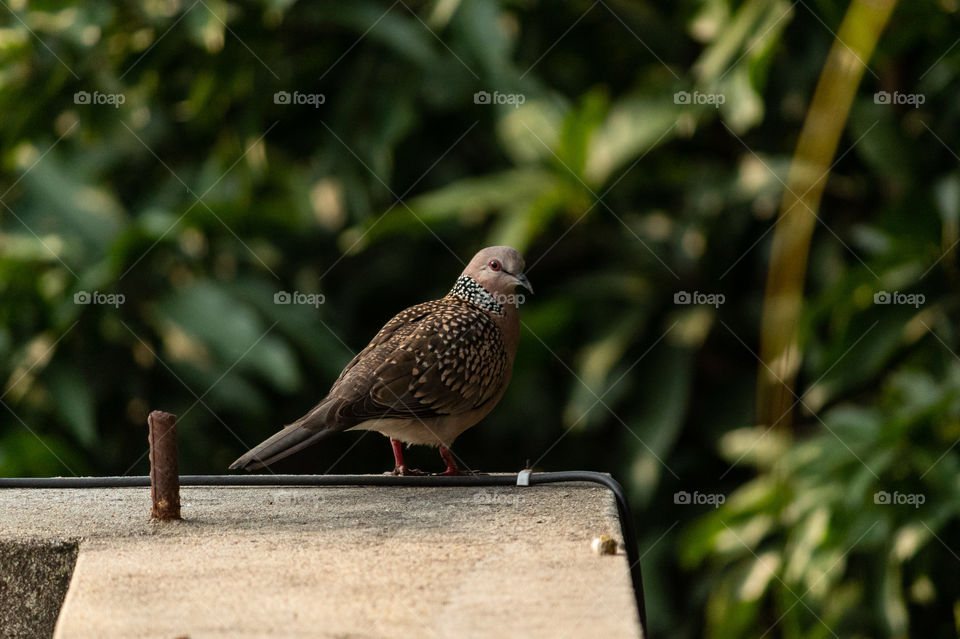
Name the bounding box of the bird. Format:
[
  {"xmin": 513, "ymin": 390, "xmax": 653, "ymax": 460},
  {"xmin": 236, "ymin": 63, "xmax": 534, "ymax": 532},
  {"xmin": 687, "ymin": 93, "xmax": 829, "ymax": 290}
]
[{"xmin": 230, "ymin": 246, "xmax": 532, "ymax": 476}]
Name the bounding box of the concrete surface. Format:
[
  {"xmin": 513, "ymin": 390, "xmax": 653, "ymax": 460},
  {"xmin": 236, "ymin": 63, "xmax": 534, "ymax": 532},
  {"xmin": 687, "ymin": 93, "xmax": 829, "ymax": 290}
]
[
  {"xmin": 0, "ymin": 483, "xmax": 643, "ymax": 638},
  {"xmin": 0, "ymin": 540, "xmax": 77, "ymax": 639}
]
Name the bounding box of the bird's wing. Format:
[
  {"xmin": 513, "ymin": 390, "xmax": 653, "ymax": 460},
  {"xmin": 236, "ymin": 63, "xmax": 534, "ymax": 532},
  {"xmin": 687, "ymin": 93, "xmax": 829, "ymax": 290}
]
[
  {"xmin": 326, "ymin": 298, "xmax": 508, "ymax": 428},
  {"xmin": 330, "ymin": 301, "xmax": 436, "ymax": 387}
]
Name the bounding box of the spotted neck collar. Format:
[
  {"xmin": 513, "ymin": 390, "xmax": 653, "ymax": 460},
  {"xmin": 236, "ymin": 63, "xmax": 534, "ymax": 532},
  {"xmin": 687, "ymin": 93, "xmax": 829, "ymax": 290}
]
[{"xmin": 448, "ymin": 275, "xmax": 503, "ymax": 314}]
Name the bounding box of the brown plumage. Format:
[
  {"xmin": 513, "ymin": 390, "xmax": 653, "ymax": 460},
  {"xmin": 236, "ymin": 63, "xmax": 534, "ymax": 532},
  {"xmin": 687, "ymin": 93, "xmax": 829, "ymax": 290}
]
[{"xmin": 230, "ymin": 246, "xmax": 532, "ymax": 475}]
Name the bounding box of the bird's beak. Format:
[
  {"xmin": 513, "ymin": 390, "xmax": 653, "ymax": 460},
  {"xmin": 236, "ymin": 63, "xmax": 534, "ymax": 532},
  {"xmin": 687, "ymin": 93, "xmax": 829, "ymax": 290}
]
[{"xmin": 513, "ymin": 272, "xmax": 534, "ymax": 294}]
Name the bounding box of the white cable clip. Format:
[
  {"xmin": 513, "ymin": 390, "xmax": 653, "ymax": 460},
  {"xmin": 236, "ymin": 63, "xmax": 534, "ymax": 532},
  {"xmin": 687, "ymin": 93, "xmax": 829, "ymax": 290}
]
[{"xmin": 516, "ymin": 469, "xmax": 532, "ymax": 487}]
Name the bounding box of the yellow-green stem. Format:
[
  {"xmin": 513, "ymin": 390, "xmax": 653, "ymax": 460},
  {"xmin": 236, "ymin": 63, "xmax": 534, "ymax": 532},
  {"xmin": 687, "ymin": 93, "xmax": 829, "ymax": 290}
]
[{"xmin": 757, "ymin": 0, "xmax": 898, "ymax": 430}]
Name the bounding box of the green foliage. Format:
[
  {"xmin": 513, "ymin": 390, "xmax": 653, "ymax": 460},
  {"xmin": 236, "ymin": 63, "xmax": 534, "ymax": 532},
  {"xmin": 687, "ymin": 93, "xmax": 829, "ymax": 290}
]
[
  {"xmin": 683, "ymin": 365, "xmax": 960, "ymax": 638},
  {"xmin": 1, "ymin": 0, "xmax": 959, "ymax": 637}
]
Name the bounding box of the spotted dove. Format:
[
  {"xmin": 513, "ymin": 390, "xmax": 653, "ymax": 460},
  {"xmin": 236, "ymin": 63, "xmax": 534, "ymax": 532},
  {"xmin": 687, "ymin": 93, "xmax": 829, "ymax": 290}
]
[{"xmin": 229, "ymin": 246, "xmax": 532, "ymax": 475}]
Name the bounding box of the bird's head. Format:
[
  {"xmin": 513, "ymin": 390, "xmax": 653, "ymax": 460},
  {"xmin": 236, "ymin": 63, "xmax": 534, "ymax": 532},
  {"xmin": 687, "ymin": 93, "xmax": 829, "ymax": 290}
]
[{"xmin": 463, "ymin": 246, "xmax": 533, "ymax": 297}]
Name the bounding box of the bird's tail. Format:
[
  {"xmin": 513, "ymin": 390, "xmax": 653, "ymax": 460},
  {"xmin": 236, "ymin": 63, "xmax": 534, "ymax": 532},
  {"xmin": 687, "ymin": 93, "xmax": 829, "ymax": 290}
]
[
  {"xmin": 229, "ymin": 423, "xmax": 337, "ymax": 471},
  {"xmin": 230, "ymin": 398, "xmax": 349, "ymax": 471}
]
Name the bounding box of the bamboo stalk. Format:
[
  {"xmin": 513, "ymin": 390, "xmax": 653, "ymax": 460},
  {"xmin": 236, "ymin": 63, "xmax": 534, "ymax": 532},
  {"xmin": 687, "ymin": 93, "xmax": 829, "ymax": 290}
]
[{"xmin": 757, "ymin": 0, "xmax": 898, "ymax": 431}]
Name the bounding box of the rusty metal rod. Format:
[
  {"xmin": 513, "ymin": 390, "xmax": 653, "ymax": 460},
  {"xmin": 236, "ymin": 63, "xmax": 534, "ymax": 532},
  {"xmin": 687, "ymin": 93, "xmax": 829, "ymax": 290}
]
[{"xmin": 147, "ymin": 410, "xmax": 181, "ymax": 520}]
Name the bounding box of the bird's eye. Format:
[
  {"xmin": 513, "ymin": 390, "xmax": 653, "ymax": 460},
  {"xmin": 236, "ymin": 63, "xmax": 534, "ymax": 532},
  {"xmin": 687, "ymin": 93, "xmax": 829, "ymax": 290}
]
[{"xmin": 488, "ymin": 259, "xmax": 502, "ymax": 271}]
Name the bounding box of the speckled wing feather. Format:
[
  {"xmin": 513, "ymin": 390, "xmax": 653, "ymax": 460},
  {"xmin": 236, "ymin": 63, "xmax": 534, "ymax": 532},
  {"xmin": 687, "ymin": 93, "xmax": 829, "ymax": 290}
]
[{"xmin": 318, "ymin": 297, "xmax": 507, "ymax": 429}]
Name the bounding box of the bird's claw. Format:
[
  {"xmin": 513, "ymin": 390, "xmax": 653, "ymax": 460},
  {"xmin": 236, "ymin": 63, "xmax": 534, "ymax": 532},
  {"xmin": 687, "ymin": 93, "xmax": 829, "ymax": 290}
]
[
  {"xmin": 386, "ymin": 466, "xmax": 426, "ymax": 476},
  {"xmin": 433, "ymin": 468, "xmax": 488, "ymax": 476}
]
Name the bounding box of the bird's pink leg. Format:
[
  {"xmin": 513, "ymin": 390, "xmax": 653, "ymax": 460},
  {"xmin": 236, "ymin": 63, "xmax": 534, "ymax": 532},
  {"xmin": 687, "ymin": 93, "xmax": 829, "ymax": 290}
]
[
  {"xmin": 436, "ymin": 446, "xmax": 468, "ymax": 476},
  {"xmin": 386, "ymin": 438, "xmax": 424, "ymax": 476}
]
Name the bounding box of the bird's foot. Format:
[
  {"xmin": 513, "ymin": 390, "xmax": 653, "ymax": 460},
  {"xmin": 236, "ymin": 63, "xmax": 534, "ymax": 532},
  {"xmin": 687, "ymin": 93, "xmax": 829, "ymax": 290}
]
[
  {"xmin": 387, "ymin": 439, "xmax": 426, "ymax": 476},
  {"xmin": 434, "ymin": 446, "xmax": 486, "ymax": 476},
  {"xmin": 433, "ymin": 468, "xmax": 487, "ymax": 476},
  {"xmin": 385, "ymin": 465, "xmax": 426, "ymax": 476}
]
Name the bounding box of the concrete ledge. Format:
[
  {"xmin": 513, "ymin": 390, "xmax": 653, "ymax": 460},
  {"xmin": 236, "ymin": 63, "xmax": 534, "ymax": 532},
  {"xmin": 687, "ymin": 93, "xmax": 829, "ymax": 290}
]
[
  {"xmin": 0, "ymin": 540, "xmax": 77, "ymax": 639},
  {"xmin": 1, "ymin": 483, "xmax": 643, "ymax": 638}
]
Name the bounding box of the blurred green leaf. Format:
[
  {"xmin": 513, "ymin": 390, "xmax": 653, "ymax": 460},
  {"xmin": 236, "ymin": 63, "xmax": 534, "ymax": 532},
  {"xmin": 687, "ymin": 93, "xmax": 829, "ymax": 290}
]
[{"xmin": 45, "ymin": 364, "xmax": 97, "ymax": 448}]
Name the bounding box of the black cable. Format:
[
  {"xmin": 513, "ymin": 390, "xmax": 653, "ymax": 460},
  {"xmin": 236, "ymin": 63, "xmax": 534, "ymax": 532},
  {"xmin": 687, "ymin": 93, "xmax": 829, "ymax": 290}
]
[{"xmin": 0, "ymin": 471, "xmax": 647, "ymax": 634}]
